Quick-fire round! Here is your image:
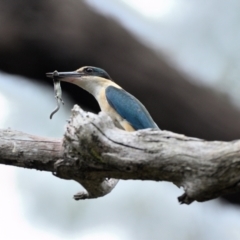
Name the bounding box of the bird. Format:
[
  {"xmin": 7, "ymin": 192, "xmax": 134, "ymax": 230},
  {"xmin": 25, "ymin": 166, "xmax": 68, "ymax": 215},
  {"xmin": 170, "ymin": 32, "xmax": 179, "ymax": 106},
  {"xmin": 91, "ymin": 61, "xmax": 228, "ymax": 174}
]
[{"xmin": 46, "ymin": 66, "xmax": 159, "ymax": 131}]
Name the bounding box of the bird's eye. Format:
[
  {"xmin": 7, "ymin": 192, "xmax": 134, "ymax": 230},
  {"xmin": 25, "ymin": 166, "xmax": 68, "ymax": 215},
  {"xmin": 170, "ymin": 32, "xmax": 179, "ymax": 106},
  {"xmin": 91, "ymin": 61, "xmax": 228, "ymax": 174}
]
[{"xmin": 85, "ymin": 67, "xmax": 93, "ymax": 73}]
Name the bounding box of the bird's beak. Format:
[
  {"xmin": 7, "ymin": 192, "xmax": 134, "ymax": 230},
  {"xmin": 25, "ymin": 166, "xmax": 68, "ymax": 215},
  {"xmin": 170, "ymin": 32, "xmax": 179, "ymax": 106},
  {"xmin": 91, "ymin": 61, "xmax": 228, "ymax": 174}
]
[{"xmin": 46, "ymin": 71, "xmax": 83, "ymax": 81}]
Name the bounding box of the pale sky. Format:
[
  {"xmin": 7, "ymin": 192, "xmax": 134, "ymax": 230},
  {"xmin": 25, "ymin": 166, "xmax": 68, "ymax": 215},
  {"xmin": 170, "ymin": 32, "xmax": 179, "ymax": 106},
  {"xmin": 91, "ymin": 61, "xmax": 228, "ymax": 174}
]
[{"xmin": 121, "ymin": 0, "xmax": 176, "ymax": 19}]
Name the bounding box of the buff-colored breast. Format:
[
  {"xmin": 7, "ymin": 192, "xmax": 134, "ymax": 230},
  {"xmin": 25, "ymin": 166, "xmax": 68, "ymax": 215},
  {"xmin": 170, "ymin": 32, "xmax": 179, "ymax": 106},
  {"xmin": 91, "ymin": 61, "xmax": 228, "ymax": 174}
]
[{"xmin": 97, "ymin": 87, "xmax": 135, "ymax": 132}]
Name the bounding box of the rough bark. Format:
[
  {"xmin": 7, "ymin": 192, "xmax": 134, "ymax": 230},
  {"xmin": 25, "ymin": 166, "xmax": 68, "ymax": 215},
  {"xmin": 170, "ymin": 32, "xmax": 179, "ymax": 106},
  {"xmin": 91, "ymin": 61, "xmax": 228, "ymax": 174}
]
[{"xmin": 1, "ymin": 105, "xmax": 240, "ymax": 204}]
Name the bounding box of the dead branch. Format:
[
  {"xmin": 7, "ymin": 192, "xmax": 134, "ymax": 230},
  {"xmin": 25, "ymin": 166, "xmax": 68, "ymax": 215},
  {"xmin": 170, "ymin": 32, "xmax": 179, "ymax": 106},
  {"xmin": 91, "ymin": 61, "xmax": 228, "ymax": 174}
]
[{"xmin": 1, "ymin": 105, "xmax": 240, "ymax": 204}]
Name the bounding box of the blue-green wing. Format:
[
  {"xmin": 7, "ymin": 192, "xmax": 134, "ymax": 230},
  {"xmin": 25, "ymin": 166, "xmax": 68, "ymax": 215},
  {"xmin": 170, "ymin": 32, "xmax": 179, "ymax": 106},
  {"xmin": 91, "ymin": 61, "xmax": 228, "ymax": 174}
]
[{"xmin": 106, "ymin": 86, "xmax": 159, "ymax": 130}]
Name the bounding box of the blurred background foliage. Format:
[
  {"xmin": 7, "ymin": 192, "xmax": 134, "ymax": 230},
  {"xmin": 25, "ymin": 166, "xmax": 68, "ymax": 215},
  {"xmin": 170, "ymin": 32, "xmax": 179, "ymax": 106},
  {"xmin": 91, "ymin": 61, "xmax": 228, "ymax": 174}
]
[{"xmin": 1, "ymin": 0, "xmax": 240, "ymax": 239}]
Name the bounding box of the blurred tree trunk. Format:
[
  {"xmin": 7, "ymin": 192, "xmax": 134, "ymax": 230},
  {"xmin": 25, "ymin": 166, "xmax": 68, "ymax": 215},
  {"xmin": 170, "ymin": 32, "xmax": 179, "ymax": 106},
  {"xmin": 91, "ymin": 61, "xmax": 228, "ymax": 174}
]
[{"xmin": 0, "ymin": 0, "xmax": 239, "ymax": 204}]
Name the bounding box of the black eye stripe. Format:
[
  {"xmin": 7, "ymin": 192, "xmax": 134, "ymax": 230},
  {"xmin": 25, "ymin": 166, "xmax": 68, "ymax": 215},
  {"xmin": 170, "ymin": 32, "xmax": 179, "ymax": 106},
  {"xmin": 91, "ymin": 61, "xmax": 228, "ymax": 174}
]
[
  {"xmin": 85, "ymin": 67, "xmax": 93, "ymax": 73},
  {"xmin": 82, "ymin": 67, "xmax": 112, "ymax": 80}
]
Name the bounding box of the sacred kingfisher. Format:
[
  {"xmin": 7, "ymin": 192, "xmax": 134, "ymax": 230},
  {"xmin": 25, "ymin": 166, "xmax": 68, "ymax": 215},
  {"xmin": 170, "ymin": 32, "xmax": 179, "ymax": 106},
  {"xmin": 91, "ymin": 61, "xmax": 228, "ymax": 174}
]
[{"xmin": 47, "ymin": 66, "xmax": 159, "ymax": 131}]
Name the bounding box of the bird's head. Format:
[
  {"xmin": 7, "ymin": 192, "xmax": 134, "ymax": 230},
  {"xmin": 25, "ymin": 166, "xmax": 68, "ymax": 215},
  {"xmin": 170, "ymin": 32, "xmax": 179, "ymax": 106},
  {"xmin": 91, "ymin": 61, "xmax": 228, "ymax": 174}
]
[
  {"xmin": 46, "ymin": 66, "xmax": 111, "ymax": 83},
  {"xmin": 46, "ymin": 66, "xmax": 112, "ymax": 95}
]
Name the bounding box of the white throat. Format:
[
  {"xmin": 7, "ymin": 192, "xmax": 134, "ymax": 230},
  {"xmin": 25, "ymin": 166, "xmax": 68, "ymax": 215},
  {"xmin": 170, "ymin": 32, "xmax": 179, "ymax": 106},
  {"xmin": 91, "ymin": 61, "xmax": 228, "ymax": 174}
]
[{"xmin": 73, "ymin": 76, "xmax": 120, "ymax": 99}]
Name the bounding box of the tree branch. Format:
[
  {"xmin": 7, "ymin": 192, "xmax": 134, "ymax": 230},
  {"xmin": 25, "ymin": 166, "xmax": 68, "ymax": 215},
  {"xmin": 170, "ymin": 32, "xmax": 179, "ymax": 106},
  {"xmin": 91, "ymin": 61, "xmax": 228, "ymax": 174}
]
[
  {"xmin": 1, "ymin": 105, "xmax": 240, "ymax": 204},
  {"xmin": 0, "ymin": 129, "xmax": 62, "ymax": 171}
]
